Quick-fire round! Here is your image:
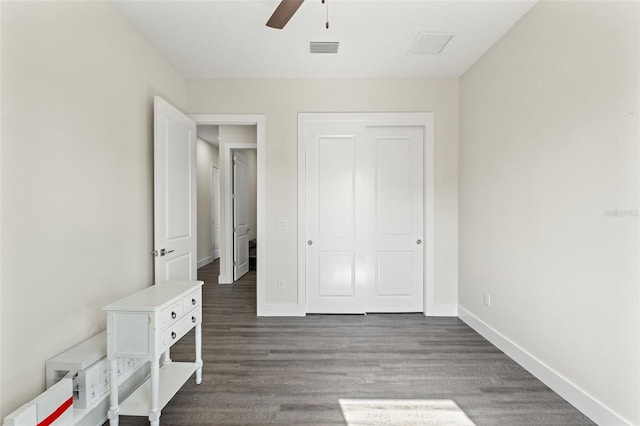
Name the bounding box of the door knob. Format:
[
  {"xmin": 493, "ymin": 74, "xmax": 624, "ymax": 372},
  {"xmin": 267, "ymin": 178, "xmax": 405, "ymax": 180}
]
[
  {"xmin": 159, "ymin": 248, "xmax": 175, "ymax": 256},
  {"xmin": 307, "ymin": 240, "xmax": 313, "ymax": 246},
  {"xmin": 416, "ymin": 239, "xmax": 422, "ymax": 245}
]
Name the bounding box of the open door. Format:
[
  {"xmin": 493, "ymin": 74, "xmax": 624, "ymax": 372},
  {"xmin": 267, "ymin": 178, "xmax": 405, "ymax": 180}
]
[
  {"xmin": 233, "ymin": 150, "xmax": 250, "ymax": 280},
  {"xmin": 153, "ymin": 96, "xmax": 197, "ymax": 283},
  {"xmin": 211, "ymin": 165, "xmax": 221, "ymax": 260}
]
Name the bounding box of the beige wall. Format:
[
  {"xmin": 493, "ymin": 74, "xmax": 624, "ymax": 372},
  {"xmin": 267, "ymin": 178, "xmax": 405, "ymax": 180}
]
[
  {"xmin": 0, "ymin": 1, "xmax": 186, "ymax": 418},
  {"xmin": 217, "ymin": 126, "xmax": 257, "ymax": 280},
  {"xmin": 196, "ymin": 138, "xmax": 219, "ymax": 263},
  {"xmin": 187, "ymin": 79, "xmax": 459, "ymax": 306},
  {"xmin": 459, "ymin": 1, "xmax": 639, "ymax": 423}
]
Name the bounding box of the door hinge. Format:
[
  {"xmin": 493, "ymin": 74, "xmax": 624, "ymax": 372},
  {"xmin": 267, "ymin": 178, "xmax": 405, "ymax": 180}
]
[
  {"xmin": 233, "ymin": 260, "xmax": 237, "ymax": 266},
  {"xmin": 232, "ymin": 193, "xmax": 235, "ymax": 200}
]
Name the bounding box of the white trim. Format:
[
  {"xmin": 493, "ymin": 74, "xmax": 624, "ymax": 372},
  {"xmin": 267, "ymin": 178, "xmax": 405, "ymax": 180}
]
[
  {"xmin": 189, "ymin": 115, "xmax": 265, "ymax": 311},
  {"xmin": 197, "ymin": 256, "xmax": 214, "ymax": 269},
  {"xmin": 458, "ymin": 306, "xmax": 632, "ymax": 426},
  {"xmin": 297, "ymin": 117, "xmax": 307, "ymax": 314},
  {"xmin": 426, "ymin": 303, "xmax": 457, "ymax": 317},
  {"xmin": 297, "ymin": 112, "xmax": 436, "ymax": 316},
  {"xmin": 217, "ymin": 273, "xmax": 233, "ymax": 285},
  {"xmin": 259, "ymin": 303, "xmax": 306, "ymax": 317}
]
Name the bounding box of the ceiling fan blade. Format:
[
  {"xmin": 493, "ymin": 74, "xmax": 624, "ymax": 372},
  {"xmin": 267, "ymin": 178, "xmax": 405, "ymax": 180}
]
[{"xmin": 266, "ymin": 0, "xmax": 304, "ymax": 29}]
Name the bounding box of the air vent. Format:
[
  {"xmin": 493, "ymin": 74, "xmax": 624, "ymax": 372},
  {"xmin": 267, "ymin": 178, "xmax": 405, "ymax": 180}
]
[
  {"xmin": 310, "ymin": 41, "xmax": 339, "ymax": 54},
  {"xmin": 408, "ymin": 32, "xmax": 453, "ymax": 54}
]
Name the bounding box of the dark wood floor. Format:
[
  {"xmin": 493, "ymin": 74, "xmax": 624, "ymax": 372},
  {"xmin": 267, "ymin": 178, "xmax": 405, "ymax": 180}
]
[{"xmin": 113, "ymin": 260, "xmax": 593, "ymax": 425}]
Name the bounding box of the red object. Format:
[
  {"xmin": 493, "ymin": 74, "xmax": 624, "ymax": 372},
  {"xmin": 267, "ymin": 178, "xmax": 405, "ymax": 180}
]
[{"xmin": 37, "ymin": 397, "xmax": 73, "ymax": 426}]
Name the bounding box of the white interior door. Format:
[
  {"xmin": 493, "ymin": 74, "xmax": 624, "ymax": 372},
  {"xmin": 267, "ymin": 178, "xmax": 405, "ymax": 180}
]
[
  {"xmin": 233, "ymin": 151, "xmax": 250, "ymax": 280},
  {"xmin": 305, "ymin": 120, "xmax": 424, "ymax": 313},
  {"xmin": 153, "ymin": 96, "xmax": 197, "ymax": 283},
  {"xmin": 211, "ymin": 165, "xmax": 220, "ymax": 260},
  {"xmin": 365, "ymin": 126, "xmax": 424, "ymax": 312},
  {"xmin": 305, "ymin": 122, "xmax": 366, "ymax": 313}
]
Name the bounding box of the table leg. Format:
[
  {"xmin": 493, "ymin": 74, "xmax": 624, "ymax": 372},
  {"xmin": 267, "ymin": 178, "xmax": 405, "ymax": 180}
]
[
  {"xmin": 107, "ymin": 358, "xmax": 119, "ymax": 426},
  {"xmin": 195, "ymin": 322, "xmax": 203, "ymax": 384},
  {"xmin": 149, "ymin": 359, "xmax": 161, "ymax": 426}
]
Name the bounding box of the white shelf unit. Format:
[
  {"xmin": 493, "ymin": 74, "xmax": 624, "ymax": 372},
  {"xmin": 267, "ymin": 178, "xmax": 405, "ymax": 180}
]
[
  {"xmin": 120, "ymin": 363, "xmax": 196, "ymax": 416},
  {"xmin": 104, "ymin": 281, "xmax": 203, "ymax": 426}
]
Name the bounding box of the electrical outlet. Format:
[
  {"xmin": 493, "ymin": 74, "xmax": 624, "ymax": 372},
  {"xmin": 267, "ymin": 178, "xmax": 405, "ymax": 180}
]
[
  {"xmin": 278, "ymin": 279, "xmax": 286, "ymax": 289},
  {"xmin": 484, "ymin": 293, "xmax": 491, "ymax": 308}
]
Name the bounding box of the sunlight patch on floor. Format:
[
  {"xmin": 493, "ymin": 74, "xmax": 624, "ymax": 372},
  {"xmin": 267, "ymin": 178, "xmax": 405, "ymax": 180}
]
[{"xmin": 338, "ymin": 399, "xmax": 476, "ymax": 426}]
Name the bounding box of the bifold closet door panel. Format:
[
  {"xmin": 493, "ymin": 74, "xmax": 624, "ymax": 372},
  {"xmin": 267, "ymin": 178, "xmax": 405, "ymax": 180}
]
[
  {"xmin": 365, "ymin": 126, "xmax": 424, "ymax": 312},
  {"xmin": 305, "ymin": 122, "xmax": 367, "ymax": 313}
]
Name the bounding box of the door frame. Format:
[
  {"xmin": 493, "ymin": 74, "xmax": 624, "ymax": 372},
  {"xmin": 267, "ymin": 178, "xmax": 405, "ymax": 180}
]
[
  {"xmin": 190, "ymin": 114, "xmax": 265, "ymax": 314},
  {"xmin": 297, "ymin": 112, "xmax": 435, "ymax": 316}
]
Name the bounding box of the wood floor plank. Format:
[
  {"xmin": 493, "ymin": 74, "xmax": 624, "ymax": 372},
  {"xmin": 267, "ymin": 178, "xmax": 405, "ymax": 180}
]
[{"xmin": 110, "ymin": 261, "xmax": 593, "ymax": 425}]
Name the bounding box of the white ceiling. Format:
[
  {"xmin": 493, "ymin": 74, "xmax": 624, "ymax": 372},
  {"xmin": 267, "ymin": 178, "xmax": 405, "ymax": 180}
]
[{"xmin": 113, "ymin": 0, "xmax": 536, "ymax": 79}]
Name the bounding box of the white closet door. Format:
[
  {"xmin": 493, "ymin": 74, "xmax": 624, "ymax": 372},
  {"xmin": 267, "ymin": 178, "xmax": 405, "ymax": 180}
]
[
  {"xmin": 305, "ymin": 122, "xmax": 367, "ymax": 313},
  {"xmin": 305, "ymin": 120, "xmax": 424, "ymax": 313},
  {"xmin": 365, "ymin": 126, "xmax": 424, "ymax": 312}
]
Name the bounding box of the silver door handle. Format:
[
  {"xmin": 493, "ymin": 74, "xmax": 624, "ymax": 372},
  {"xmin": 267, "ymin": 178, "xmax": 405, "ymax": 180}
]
[
  {"xmin": 159, "ymin": 248, "xmax": 175, "ymax": 256},
  {"xmin": 307, "ymin": 240, "xmax": 313, "ymax": 246},
  {"xmin": 417, "ymin": 239, "xmax": 422, "ymax": 245}
]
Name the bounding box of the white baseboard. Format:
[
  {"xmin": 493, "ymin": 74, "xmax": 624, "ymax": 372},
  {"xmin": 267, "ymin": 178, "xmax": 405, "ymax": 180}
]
[
  {"xmin": 425, "ymin": 303, "xmax": 458, "ymax": 317},
  {"xmin": 258, "ymin": 303, "xmax": 305, "ymax": 317},
  {"xmin": 197, "ymin": 256, "xmax": 214, "ymax": 269},
  {"xmin": 218, "ymin": 274, "xmax": 233, "ymax": 285},
  {"xmin": 458, "ymin": 306, "xmax": 632, "ymax": 426}
]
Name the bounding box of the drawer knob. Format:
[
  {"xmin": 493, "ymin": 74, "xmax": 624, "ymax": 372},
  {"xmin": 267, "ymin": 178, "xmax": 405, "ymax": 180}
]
[
  {"xmin": 192, "ymin": 298, "xmax": 196, "ymax": 306},
  {"xmin": 171, "ymin": 332, "xmax": 177, "ymax": 340},
  {"xmin": 171, "ymin": 311, "xmax": 176, "ymax": 319},
  {"xmin": 192, "ymin": 316, "xmax": 196, "ymax": 323}
]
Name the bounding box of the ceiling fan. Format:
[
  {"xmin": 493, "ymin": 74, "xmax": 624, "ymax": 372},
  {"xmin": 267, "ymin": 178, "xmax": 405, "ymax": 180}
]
[{"xmin": 266, "ymin": 0, "xmax": 305, "ymax": 29}]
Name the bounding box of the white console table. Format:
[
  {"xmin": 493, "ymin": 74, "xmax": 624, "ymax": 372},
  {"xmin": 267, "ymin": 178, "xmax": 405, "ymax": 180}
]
[{"xmin": 104, "ymin": 281, "xmax": 203, "ymax": 426}]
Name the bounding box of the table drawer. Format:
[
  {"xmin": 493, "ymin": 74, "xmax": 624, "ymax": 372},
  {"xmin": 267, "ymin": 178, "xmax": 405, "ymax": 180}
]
[
  {"xmin": 160, "ymin": 310, "xmax": 200, "ymax": 352},
  {"xmin": 183, "ymin": 290, "xmax": 201, "ymax": 312},
  {"xmin": 161, "ymin": 300, "xmax": 184, "ymax": 328}
]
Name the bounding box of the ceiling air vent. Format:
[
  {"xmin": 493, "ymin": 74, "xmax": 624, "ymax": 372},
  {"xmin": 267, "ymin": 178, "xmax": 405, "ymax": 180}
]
[
  {"xmin": 409, "ymin": 32, "xmax": 453, "ymax": 54},
  {"xmin": 310, "ymin": 41, "xmax": 339, "ymax": 54}
]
